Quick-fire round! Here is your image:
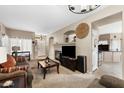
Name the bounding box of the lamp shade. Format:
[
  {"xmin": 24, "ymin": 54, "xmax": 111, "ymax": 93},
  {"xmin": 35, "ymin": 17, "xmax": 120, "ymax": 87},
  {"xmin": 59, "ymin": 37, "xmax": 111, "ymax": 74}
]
[{"xmin": 0, "ymin": 47, "xmax": 7, "ymax": 64}]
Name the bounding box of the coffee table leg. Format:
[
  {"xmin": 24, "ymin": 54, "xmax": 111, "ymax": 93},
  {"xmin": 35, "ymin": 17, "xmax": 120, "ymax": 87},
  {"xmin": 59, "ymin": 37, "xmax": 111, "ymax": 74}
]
[
  {"xmin": 43, "ymin": 68, "xmax": 47, "ymax": 79},
  {"xmin": 57, "ymin": 65, "xmax": 59, "ymax": 74},
  {"xmin": 38, "ymin": 62, "xmax": 39, "ymax": 69}
]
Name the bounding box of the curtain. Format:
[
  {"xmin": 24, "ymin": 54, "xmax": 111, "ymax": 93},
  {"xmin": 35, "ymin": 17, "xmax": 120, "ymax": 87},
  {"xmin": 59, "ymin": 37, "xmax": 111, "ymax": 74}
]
[
  {"xmin": 1, "ymin": 35, "xmax": 9, "ymax": 52},
  {"xmin": 2, "ymin": 37, "xmax": 32, "ymax": 55}
]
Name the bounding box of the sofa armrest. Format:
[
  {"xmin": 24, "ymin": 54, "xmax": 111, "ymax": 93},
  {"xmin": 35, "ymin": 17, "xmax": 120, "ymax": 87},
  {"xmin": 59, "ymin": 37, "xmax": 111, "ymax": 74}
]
[
  {"xmin": 0, "ymin": 70, "xmax": 26, "ymax": 81},
  {"xmin": 26, "ymin": 70, "xmax": 33, "ymax": 88},
  {"xmin": 99, "ymin": 75, "xmax": 124, "ymax": 88},
  {"xmin": 88, "ymin": 78, "xmax": 105, "ymax": 88}
]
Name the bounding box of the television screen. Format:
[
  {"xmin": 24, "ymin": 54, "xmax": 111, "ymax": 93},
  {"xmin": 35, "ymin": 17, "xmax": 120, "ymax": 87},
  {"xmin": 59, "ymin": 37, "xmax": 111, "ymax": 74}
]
[
  {"xmin": 98, "ymin": 45, "xmax": 109, "ymax": 51},
  {"xmin": 62, "ymin": 46, "xmax": 76, "ymax": 58}
]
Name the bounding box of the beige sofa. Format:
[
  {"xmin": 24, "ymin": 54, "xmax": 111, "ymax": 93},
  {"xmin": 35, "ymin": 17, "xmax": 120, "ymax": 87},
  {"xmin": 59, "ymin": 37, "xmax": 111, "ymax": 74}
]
[{"xmin": 88, "ymin": 75, "xmax": 124, "ymax": 88}]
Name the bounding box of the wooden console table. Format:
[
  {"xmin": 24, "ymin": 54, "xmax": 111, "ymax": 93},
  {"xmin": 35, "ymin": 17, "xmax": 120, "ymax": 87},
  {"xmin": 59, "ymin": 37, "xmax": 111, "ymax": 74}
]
[
  {"xmin": 60, "ymin": 56, "xmax": 77, "ymax": 71},
  {"xmin": 12, "ymin": 51, "xmax": 30, "ymax": 61}
]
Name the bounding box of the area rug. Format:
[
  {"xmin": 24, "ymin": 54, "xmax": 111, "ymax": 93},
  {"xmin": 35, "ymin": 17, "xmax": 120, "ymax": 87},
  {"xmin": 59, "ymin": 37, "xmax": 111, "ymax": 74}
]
[{"xmin": 29, "ymin": 60, "xmax": 95, "ymax": 88}]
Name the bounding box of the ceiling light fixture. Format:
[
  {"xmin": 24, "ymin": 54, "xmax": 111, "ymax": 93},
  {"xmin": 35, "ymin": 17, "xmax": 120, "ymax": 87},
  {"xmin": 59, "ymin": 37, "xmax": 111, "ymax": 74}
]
[{"xmin": 68, "ymin": 5, "xmax": 100, "ymax": 14}]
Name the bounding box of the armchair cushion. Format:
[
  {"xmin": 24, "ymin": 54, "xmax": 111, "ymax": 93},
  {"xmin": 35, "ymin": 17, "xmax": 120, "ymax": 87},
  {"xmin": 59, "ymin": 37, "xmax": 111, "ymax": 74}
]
[{"xmin": 0, "ymin": 70, "xmax": 26, "ymax": 81}]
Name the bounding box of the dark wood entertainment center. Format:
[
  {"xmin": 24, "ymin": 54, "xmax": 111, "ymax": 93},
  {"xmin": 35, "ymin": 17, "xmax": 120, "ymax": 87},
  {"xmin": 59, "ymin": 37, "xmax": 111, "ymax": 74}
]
[
  {"xmin": 60, "ymin": 56, "xmax": 77, "ymax": 71},
  {"xmin": 55, "ymin": 46, "xmax": 87, "ymax": 73},
  {"xmin": 59, "ymin": 55, "xmax": 87, "ymax": 73}
]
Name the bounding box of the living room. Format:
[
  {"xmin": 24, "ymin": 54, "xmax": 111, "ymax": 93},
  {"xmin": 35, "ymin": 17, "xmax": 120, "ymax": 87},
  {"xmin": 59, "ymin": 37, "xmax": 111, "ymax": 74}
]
[{"xmin": 1, "ymin": 4, "xmax": 124, "ymax": 89}]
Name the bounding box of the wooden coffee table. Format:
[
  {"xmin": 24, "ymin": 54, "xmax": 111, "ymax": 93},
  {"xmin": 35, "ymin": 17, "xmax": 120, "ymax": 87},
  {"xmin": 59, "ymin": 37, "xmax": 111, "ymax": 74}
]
[{"xmin": 37, "ymin": 58, "xmax": 59, "ymax": 79}]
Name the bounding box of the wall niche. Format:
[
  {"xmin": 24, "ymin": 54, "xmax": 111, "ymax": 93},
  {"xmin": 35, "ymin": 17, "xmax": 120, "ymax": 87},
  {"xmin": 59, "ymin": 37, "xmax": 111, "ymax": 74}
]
[{"xmin": 64, "ymin": 30, "xmax": 76, "ymax": 43}]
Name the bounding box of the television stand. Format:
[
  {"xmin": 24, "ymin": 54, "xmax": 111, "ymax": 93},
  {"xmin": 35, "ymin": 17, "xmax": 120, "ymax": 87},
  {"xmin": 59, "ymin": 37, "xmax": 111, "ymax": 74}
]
[{"xmin": 60, "ymin": 56, "xmax": 77, "ymax": 71}]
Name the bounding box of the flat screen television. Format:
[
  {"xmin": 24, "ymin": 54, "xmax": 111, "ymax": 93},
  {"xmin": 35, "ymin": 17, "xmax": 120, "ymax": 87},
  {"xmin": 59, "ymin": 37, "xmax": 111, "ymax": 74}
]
[
  {"xmin": 62, "ymin": 46, "xmax": 76, "ymax": 58},
  {"xmin": 98, "ymin": 44, "xmax": 109, "ymax": 51}
]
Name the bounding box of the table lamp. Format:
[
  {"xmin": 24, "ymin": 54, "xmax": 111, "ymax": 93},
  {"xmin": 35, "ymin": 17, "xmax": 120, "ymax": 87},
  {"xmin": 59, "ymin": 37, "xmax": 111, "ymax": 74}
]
[{"xmin": 0, "ymin": 47, "xmax": 7, "ymax": 66}]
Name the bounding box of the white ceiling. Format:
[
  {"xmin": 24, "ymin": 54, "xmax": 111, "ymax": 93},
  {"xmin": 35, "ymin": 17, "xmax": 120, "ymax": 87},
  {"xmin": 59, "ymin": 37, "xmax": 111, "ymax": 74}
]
[{"xmin": 0, "ymin": 5, "xmax": 107, "ymax": 35}]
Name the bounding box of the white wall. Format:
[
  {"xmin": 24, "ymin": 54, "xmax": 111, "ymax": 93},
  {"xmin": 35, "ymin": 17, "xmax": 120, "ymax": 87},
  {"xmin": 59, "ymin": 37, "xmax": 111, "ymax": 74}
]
[
  {"xmin": 92, "ymin": 28, "xmax": 99, "ymax": 71},
  {"xmin": 47, "ymin": 6, "xmax": 124, "ymax": 76},
  {"xmin": 98, "ymin": 21, "xmax": 122, "ymax": 35},
  {"xmin": 0, "ymin": 35, "xmax": 2, "ymax": 46}
]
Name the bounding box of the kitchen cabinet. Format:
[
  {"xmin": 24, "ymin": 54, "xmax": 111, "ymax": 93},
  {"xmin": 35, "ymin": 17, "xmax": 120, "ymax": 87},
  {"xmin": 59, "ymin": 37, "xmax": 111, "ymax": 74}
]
[{"xmin": 101, "ymin": 51, "xmax": 121, "ymax": 62}]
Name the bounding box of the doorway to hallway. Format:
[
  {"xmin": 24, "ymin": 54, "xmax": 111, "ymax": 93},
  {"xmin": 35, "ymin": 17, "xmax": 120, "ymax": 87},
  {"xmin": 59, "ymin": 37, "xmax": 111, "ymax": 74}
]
[{"xmin": 91, "ymin": 12, "xmax": 123, "ymax": 78}]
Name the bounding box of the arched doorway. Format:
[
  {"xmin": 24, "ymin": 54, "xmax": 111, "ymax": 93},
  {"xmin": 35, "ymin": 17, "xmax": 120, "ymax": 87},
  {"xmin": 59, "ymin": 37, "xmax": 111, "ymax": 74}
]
[{"xmin": 49, "ymin": 37, "xmax": 55, "ymax": 59}]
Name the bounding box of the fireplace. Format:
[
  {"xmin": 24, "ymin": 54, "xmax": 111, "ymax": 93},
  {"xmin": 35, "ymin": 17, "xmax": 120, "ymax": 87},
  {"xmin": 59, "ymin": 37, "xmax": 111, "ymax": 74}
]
[{"xmin": 55, "ymin": 50, "xmax": 61, "ymax": 60}]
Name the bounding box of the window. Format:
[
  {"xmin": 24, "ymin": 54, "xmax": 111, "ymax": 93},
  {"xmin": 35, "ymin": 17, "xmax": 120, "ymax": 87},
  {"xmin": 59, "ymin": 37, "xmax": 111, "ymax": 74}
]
[{"xmin": 2, "ymin": 37, "xmax": 32, "ymax": 56}]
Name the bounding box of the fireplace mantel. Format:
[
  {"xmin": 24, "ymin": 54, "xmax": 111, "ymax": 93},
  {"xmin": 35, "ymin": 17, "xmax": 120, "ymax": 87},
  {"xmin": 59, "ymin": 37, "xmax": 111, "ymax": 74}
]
[{"xmin": 54, "ymin": 42, "xmax": 75, "ymax": 46}]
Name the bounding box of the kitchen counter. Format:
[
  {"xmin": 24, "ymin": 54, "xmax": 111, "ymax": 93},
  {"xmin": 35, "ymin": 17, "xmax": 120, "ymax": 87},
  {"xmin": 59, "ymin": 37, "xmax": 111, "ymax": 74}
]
[
  {"xmin": 98, "ymin": 51, "xmax": 122, "ymax": 63},
  {"xmin": 99, "ymin": 51, "xmax": 122, "ymax": 52}
]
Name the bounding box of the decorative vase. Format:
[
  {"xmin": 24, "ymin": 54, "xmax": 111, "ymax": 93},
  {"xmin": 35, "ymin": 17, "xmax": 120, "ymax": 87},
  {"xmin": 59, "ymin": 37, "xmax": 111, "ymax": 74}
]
[{"xmin": 65, "ymin": 37, "xmax": 69, "ymax": 42}]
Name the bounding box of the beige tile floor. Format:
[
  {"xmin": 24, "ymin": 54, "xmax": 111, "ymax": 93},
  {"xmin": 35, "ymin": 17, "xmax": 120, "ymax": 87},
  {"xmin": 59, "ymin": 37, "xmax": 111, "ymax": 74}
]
[{"xmin": 94, "ymin": 61, "xmax": 122, "ymax": 79}]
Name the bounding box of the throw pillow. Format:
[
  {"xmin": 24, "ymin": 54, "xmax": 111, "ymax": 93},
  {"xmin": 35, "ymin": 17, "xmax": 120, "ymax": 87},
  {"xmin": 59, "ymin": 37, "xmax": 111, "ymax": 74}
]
[
  {"xmin": 1, "ymin": 54, "xmax": 16, "ymax": 68},
  {"xmin": 0, "ymin": 65, "xmax": 29, "ymax": 73}
]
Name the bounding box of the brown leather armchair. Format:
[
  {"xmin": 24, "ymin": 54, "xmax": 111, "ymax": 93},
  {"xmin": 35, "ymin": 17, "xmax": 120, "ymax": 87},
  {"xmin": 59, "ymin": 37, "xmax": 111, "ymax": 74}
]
[
  {"xmin": 0, "ymin": 56, "xmax": 33, "ymax": 88},
  {"xmin": 0, "ymin": 71, "xmax": 27, "ymax": 88}
]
